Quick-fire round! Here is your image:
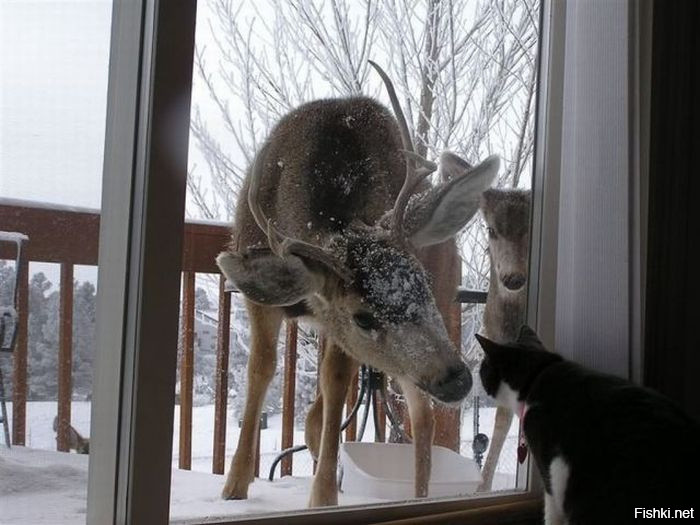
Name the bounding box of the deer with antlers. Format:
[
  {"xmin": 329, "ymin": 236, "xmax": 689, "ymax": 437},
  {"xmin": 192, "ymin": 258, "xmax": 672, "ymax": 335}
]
[{"xmin": 216, "ymin": 62, "xmax": 499, "ymax": 507}]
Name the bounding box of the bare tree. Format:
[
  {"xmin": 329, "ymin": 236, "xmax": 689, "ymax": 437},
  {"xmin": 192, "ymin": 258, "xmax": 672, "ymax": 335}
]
[
  {"xmin": 189, "ymin": 0, "xmax": 537, "ymax": 219},
  {"xmin": 188, "ymin": 0, "xmax": 539, "ymax": 440}
]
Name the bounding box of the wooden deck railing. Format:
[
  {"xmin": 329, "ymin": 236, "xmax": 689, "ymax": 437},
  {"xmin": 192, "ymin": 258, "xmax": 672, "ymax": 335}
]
[
  {"xmin": 0, "ymin": 199, "xmax": 467, "ymax": 475},
  {"xmin": 0, "ymin": 199, "xmax": 236, "ymax": 463}
]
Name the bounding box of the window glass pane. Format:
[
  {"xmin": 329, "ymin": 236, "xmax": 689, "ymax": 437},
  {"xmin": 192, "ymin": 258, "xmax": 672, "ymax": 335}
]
[
  {"xmin": 172, "ymin": 0, "xmax": 539, "ymax": 520},
  {"xmin": 0, "ymin": 1, "xmax": 112, "ymax": 523}
]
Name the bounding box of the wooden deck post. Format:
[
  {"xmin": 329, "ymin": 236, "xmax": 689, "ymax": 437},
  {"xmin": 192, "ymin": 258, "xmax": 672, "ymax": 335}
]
[
  {"xmin": 57, "ymin": 263, "xmax": 74, "ymax": 452},
  {"xmin": 178, "ymin": 271, "xmax": 195, "ymax": 470},
  {"xmin": 12, "ymin": 258, "xmax": 28, "ymax": 446},
  {"xmin": 254, "ymin": 427, "xmax": 261, "ymax": 477},
  {"xmin": 212, "ymin": 275, "xmax": 231, "ymax": 474},
  {"xmin": 373, "ymin": 373, "xmax": 386, "ymax": 442},
  {"xmin": 312, "ymin": 334, "xmax": 328, "ymax": 474},
  {"xmin": 281, "ymin": 320, "xmax": 298, "ymax": 476},
  {"xmin": 345, "ymin": 368, "xmax": 359, "ymax": 442}
]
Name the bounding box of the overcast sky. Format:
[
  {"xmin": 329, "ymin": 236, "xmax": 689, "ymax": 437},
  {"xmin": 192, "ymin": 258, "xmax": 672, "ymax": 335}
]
[
  {"xmin": 0, "ymin": 1, "xmax": 113, "ymax": 284},
  {"xmin": 0, "ymin": 0, "xmax": 112, "ymax": 209},
  {"xmin": 0, "ymin": 1, "xmax": 524, "ymax": 289},
  {"xmin": 0, "ymin": 1, "xmax": 221, "ymax": 287},
  {"xmin": 0, "ymin": 0, "xmax": 259, "ymax": 207},
  {"xmin": 0, "ymin": 1, "xmax": 354, "ymax": 286},
  {"xmin": 0, "ymin": 0, "xmax": 232, "ymax": 282}
]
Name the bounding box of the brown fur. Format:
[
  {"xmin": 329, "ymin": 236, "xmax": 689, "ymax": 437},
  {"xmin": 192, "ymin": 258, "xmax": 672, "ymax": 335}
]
[
  {"xmin": 230, "ymin": 98, "xmax": 405, "ymax": 253},
  {"xmin": 477, "ymin": 189, "xmax": 530, "ymax": 491}
]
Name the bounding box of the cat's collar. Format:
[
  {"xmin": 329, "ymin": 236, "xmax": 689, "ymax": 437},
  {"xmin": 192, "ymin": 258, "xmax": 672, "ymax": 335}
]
[{"xmin": 517, "ymin": 401, "xmax": 528, "ymax": 421}]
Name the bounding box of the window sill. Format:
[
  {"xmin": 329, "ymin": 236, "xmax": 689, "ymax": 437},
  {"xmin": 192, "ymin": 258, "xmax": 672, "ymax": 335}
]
[{"xmin": 175, "ymin": 492, "xmax": 542, "ymax": 525}]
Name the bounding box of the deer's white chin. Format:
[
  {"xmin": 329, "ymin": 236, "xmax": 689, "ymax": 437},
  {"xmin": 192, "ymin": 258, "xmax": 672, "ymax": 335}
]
[{"xmin": 403, "ymin": 378, "xmax": 464, "ymax": 408}]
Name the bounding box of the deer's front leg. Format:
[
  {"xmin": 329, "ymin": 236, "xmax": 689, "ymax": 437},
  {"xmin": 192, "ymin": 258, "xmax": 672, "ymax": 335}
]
[
  {"xmin": 308, "ymin": 344, "xmax": 356, "ymax": 507},
  {"xmin": 222, "ymin": 301, "xmax": 282, "ymax": 500},
  {"xmin": 305, "ymin": 393, "xmax": 323, "ymax": 461},
  {"xmin": 399, "ymin": 378, "xmax": 435, "ymax": 498},
  {"xmin": 478, "ymin": 405, "xmax": 513, "ymax": 492}
]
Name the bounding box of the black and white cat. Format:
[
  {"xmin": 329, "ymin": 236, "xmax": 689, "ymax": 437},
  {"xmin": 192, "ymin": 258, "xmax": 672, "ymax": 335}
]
[{"xmin": 476, "ymin": 326, "xmax": 699, "ymax": 525}]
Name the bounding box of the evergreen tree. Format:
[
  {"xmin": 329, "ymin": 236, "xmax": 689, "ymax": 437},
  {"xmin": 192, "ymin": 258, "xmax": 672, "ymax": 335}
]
[
  {"xmin": 0, "ymin": 261, "xmax": 14, "ymax": 306},
  {"xmin": 194, "ymin": 286, "xmax": 211, "ymax": 311},
  {"xmin": 72, "ymin": 281, "xmax": 96, "ymax": 399},
  {"xmin": 0, "ymin": 262, "xmax": 17, "ymax": 393},
  {"xmin": 0, "ymin": 268, "xmax": 98, "ymax": 401},
  {"xmin": 28, "ymin": 273, "xmax": 57, "ymax": 400}
]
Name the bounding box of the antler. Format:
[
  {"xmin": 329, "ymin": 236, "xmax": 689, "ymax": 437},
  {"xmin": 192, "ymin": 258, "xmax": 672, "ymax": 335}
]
[
  {"xmin": 247, "ymin": 144, "xmax": 352, "ymax": 282},
  {"xmin": 369, "ymin": 60, "xmax": 437, "ymax": 242}
]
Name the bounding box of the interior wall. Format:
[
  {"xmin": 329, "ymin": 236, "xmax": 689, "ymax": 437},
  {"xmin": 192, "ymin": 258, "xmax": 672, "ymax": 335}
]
[
  {"xmin": 554, "ymin": 0, "xmax": 637, "ymax": 378},
  {"xmin": 644, "ymin": 0, "xmax": 700, "ymax": 420}
]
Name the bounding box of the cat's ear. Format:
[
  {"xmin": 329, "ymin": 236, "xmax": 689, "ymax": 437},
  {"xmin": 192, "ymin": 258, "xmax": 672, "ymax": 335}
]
[
  {"xmin": 517, "ymin": 325, "xmax": 546, "ymax": 351},
  {"xmin": 475, "ymin": 333, "xmax": 501, "ymax": 357}
]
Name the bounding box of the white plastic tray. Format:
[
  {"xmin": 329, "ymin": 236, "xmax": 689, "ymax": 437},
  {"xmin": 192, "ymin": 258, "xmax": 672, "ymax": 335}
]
[{"xmin": 340, "ymin": 442, "xmax": 482, "ymax": 500}]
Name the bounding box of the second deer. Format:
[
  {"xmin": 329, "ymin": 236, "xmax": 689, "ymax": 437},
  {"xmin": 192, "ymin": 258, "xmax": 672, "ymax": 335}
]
[{"xmin": 477, "ymin": 188, "xmax": 531, "ymax": 491}]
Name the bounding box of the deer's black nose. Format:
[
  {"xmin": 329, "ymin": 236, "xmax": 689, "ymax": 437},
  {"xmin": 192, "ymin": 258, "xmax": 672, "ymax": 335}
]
[
  {"xmin": 501, "ymin": 273, "xmax": 526, "ymax": 291},
  {"xmin": 429, "ymin": 363, "xmax": 472, "ymax": 403}
]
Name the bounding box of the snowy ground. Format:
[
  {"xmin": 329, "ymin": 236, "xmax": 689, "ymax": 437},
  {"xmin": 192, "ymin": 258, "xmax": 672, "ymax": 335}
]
[
  {"xmin": 0, "ymin": 402, "xmax": 518, "ymax": 523},
  {"xmin": 0, "ymin": 447, "xmax": 388, "ymax": 524}
]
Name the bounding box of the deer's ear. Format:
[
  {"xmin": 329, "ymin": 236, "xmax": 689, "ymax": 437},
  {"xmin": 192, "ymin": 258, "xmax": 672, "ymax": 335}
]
[
  {"xmin": 407, "ymin": 155, "xmax": 499, "ymax": 247},
  {"xmin": 216, "ymin": 251, "xmax": 323, "ymax": 306},
  {"xmin": 517, "ymin": 325, "xmax": 547, "ymax": 351}
]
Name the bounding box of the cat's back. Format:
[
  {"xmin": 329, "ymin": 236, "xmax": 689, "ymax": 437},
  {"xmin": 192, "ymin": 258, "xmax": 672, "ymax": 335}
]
[{"xmin": 532, "ymin": 361, "xmax": 698, "ymax": 438}]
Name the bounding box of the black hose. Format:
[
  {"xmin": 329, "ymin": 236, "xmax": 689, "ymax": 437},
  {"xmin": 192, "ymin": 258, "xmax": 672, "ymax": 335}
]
[
  {"xmin": 340, "ymin": 366, "xmax": 367, "ymax": 433},
  {"xmin": 267, "ymin": 366, "xmax": 411, "ymax": 481},
  {"xmin": 268, "ymin": 365, "xmax": 369, "ymax": 481},
  {"xmin": 267, "ymin": 444, "xmax": 308, "ymax": 481},
  {"xmin": 371, "ymin": 387, "xmax": 383, "ymax": 442}
]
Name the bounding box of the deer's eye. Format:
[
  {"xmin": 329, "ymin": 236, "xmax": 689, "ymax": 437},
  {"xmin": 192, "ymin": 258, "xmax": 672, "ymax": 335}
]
[
  {"xmin": 353, "ymin": 312, "xmax": 379, "ymax": 331},
  {"xmin": 487, "ymin": 226, "xmax": 497, "ymax": 239}
]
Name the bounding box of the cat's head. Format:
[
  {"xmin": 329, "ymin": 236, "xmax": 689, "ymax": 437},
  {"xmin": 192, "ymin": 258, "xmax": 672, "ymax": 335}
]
[{"xmin": 476, "ymin": 325, "xmax": 562, "ymax": 411}]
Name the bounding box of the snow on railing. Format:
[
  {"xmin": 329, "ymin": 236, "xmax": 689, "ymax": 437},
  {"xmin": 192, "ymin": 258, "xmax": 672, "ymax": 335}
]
[
  {"xmin": 0, "ymin": 231, "xmax": 29, "ymax": 243},
  {"xmin": 0, "ymin": 199, "xmax": 315, "ymax": 476}
]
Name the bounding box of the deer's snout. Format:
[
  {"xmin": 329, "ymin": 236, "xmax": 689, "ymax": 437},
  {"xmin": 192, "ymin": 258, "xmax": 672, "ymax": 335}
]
[
  {"xmin": 500, "ymin": 272, "xmax": 526, "ymax": 291},
  {"xmin": 427, "ymin": 363, "xmax": 472, "ymax": 403}
]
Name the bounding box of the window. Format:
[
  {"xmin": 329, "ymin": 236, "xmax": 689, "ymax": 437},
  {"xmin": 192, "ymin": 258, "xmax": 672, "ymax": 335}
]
[
  {"xmin": 3, "ymin": 0, "xmax": 583, "ymax": 523},
  {"xmin": 172, "ymin": 0, "xmax": 542, "ymax": 522},
  {"xmin": 4, "ymin": 0, "xmax": 656, "ymax": 522}
]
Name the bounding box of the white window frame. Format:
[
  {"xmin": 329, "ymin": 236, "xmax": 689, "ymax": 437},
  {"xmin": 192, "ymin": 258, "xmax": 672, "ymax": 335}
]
[{"xmin": 87, "ymin": 2, "xmax": 197, "ymax": 523}]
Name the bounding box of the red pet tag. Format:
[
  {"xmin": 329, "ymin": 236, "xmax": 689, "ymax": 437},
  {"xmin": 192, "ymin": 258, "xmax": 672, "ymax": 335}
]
[{"xmin": 517, "ymin": 441, "xmax": 528, "ymax": 464}]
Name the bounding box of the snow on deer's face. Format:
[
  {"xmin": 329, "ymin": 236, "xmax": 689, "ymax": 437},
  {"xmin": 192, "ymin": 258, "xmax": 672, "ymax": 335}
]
[
  {"xmin": 480, "ymin": 189, "xmax": 531, "ymax": 295},
  {"xmin": 308, "ymin": 231, "xmax": 472, "ymax": 404}
]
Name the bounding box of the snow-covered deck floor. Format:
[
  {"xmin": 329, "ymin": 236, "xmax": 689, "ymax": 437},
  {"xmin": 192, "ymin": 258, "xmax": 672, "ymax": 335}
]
[
  {"xmin": 0, "ymin": 402, "xmax": 517, "ymax": 523},
  {"xmin": 1, "ymin": 446, "xmax": 390, "ymax": 524}
]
